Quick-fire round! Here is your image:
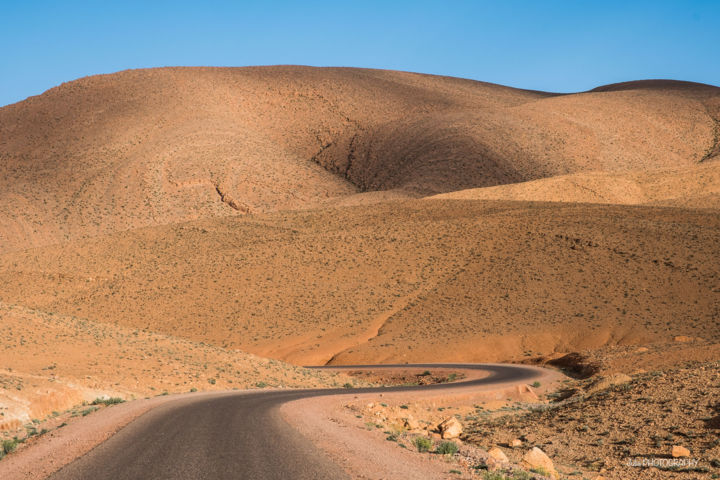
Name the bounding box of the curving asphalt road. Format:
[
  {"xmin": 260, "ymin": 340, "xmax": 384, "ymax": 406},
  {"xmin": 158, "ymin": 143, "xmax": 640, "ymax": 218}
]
[{"xmin": 48, "ymin": 364, "xmax": 542, "ymax": 480}]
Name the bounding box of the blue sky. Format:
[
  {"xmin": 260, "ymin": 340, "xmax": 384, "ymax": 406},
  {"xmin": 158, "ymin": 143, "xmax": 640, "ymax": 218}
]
[{"xmin": 1, "ymin": 0, "xmax": 718, "ymax": 107}]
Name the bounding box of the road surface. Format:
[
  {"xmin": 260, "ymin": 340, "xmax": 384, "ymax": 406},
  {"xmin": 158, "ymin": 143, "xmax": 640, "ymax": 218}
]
[{"xmin": 49, "ymin": 364, "xmax": 543, "ymax": 480}]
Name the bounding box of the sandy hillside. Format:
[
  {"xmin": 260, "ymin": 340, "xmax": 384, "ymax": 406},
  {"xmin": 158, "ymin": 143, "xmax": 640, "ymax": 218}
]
[
  {"xmin": 0, "ymin": 200, "xmax": 716, "ymax": 366},
  {"xmin": 1, "ymin": 67, "xmax": 718, "ymax": 254}
]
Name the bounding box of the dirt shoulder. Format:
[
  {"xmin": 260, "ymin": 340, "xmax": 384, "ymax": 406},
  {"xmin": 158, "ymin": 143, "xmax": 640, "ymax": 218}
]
[{"xmin": 281, "ymin": 365, "xmax": 563, "ymax": 479}]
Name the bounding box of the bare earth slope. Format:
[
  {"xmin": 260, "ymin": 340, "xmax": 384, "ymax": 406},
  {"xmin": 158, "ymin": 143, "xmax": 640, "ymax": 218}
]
[
  {"xmin": 0, "ymin": 200, "xmax": 717, "ymax": 366},
  {"xmin": 0, "ymin": 301, "xmax": 350, "ymax": 432},
  {"xmin": 1, "ymin": 67, "xmax": 718, "ymax": 254},
  {"xmin": 432, "ymin": 159, "xmax": 720, "ymax": 208}
]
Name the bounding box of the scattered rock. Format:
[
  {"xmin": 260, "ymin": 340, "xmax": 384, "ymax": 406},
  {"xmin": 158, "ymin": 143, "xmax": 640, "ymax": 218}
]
[
  {"xmin": 516, "ymin": 384, "xmax": 539, "ymax": 400},
  {"xmin": 438, "ymin": 417, "xmax": 463, "ymax": 439},
  {"xmin": 403, "ymin": 415, "xmax": 420, "ymax": 430},
  {"xmin": 671, "ymin": 445, "xmax": 690, "ymax": 458},
  {"xmin": 510, "ymin": 438, "xmax": 523, "ymax": 448},
  {"xmin": 547, "ymin": 352, "xmax": 601, "ymax": 378},
  {"xmin": 483, "ymin": 447, "xmax": 509, "ymax": 471},
  {"xmin": 634, "ymin": 347, "xmax": 649, "ymax": 353},
  {"xmin": 552, "ymin": 387, "xmax": 582, "ymax": 401},
  {"xmin": 586, "ymin": 373, "xmax": 632, "ymax": 394},
  {"xmin": 673, "ymin": 335, "xmax": 694, "ymax": 343},
  {"xmin": 488, "ymin": 447, "xmax": 509, "ymax": 463},
  {"xmin": 706, "ymin": 415, "xmax": 720, "ymax": 429},
  {"xmin": 522, "ymin": 447, "xmax": 558, "ymax": 479}
]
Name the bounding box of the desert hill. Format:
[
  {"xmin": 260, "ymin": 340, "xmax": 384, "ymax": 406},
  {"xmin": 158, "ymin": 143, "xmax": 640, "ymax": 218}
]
[
  {"xmin": 0, "ymin": 67, "xmax": 718, "ymax": 412},
  {"xmin": 0, "ymin": 200, "xmax": 716, "ymax": 367},
  {"xmin": 1, "ymin": 67, "xmax": 718, "ymax": 254},
  {"xmin": 431, "ymin": 160, "xmax": 720, "ymax": 207}
]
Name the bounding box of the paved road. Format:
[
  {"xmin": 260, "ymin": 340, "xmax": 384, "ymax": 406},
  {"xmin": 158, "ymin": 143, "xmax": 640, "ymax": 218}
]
[{"xmin": 48, "ymin": 364, "xmax": 542, "ymax": 480}]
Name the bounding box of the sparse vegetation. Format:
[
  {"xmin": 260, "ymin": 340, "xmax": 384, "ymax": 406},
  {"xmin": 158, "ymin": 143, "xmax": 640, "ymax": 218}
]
[
  {"xmin": 385, "ymin": 431, "xmax": 400, "ymax": 442},
  {"xmin": 530, "ymin": 467, "xmax": 550, "ymax": 476},
  {"xmin": 2, "ymin": 438, "xmax": 19, "ymax": 455},
  {"xmin": 436, "ymin": 441, "xmax": 459, "ymax": 455},
  {"xmin": 81, "ymin": 407, "xmax": 98, "ymax": 416},
  {"xmin": 481, "ymin": 472, "xmax": 510, "ymax": 480},
  {"xmin": 412, "ymin": 436, "xmax": 432, "ymax": 452},
  {"xmin": 92, "ymin": 397, "xmax": 124, "ymax": 406}
]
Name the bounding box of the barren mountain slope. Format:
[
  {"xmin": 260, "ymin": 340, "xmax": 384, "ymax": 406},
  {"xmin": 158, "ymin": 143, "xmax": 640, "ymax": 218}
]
[
  {"xmin": 0, "ymin": 200, "xmax": 716, "ymax": 366},
  {"xmin": 1, "ymin": 67, "xmax": 717, "ymax": 254}
]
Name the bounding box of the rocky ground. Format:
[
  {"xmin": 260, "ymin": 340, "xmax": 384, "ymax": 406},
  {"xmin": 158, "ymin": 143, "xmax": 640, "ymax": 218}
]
[
  {"xmin": 465, "ymin": 361, "xmax": 719, "ymax": 479},
  {"xmin": 342, "ymin": 368, "xmax": 467, "ymax": 386},
  {"xmin": 344, "ymin": 360, "xmax": 719, "ymax": 479}
]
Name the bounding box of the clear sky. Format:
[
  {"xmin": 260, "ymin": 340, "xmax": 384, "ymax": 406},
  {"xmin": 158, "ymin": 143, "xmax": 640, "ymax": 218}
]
[{"xmin": 1, "ymin": 0, "xmax": 718, "ymax": 107}]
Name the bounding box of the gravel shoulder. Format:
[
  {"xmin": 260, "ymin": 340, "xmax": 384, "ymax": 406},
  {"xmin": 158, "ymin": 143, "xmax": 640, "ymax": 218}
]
[{"xmin": 281, "ymin": 365, "xmax": 562, "ymax": 479}]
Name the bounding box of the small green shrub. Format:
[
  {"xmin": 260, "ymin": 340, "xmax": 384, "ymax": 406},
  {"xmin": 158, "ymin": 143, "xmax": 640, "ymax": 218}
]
[
  {"xmin": 531, "ymin": 381, "xmax": 541, "ymax": 388},
  {"xmin": 81, "ymin": 407, "xmax": 98, "ymax": 416},
  {"xmin": 481, "ymin": 472, "xmax": 510, "ymax": 480},
  {"xmin": 342, "ymin": 383, "xmax": 353, "ymax": 389},
  {"xmin": 512, "ymin": 471, "xmax": 532, "ymax": 480},
  {"xmin": 92, "ymin": 397, "xmax": 124, "ymax": 406},
  {"xmin": 2, "ymin": 439, "xmax": 19, "ymax": 455},
  {"xmin": 436, "ymin": 441, "xmax": 459, "ymax": 455},
  {"xmin": 530, "ymin": 467, "xmax": 550, "ymax": 476},
  {"xmin": 190, "ymin": 387, "xmax": 198, "ymax": 392},
  {"xmin": 412, "ymin": 436, "xmax": 433, "ymax": 452}
]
